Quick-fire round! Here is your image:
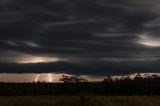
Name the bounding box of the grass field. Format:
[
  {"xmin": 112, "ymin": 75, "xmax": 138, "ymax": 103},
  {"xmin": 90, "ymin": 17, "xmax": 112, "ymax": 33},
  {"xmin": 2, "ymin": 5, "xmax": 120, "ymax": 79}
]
[{"xmin": 0, "ymin": 96, "xmax": 160, "ymax": 106}]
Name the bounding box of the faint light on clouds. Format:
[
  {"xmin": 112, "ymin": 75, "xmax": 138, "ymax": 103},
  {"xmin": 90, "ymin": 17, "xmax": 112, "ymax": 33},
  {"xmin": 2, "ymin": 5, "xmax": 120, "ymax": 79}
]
[
  {"xmin": 138, "ymin": 34, "xmax": 160, "ymax": 47},
  {"xmin": 18, "ymin": 56, "xmax": 60, "ymax": 64},
  {"xmin": 0, "ymin": 52, "xmax": 62, "ymax": 64}
]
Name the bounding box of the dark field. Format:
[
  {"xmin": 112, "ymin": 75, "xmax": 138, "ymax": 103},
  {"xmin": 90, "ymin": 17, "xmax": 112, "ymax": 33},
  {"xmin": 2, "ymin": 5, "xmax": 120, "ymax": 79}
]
[
  {"xmin": 1, "ymin": 76, "xmax": 160, "ymax": 106},
  {"xmin": 0, "ymin": 96, "xmax": 160, "ymax": 106}
]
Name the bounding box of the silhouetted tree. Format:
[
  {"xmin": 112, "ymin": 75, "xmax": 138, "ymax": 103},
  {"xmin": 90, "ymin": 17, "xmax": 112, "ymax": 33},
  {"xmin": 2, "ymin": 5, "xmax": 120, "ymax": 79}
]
[
  {"xmin": 60, "ymin": 75, "xmax": 88, "ymax": 83},
  {"xmin": 103, "ymin": 75, "xmax": 112, "ymax": 83}
]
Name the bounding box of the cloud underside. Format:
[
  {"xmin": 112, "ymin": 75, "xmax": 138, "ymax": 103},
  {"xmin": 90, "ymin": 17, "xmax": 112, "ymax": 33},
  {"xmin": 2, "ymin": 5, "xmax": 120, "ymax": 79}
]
[
  {"xmin": 0, "ymin": 0, "xmax": 160, "ymax": 75},
  {"xmin": 0, "ymin": 60, "xmax": 160, "ymax": 76}
]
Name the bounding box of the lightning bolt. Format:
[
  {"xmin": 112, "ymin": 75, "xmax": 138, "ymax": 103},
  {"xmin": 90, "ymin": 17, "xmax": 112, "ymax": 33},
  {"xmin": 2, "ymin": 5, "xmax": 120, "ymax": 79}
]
[
  {"xmin": 35, "ymin": 74, "xmax": 40, "ymax": 83},
  {"xmin": 48, "ymin": 73, "xmax": 52, "ymax": 83}
]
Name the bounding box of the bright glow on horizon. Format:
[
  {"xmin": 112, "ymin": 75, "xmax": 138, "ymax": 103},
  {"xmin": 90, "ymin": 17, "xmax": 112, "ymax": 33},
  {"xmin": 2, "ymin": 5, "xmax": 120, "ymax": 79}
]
[{"xmin": 0, "ymin": 73, "xmax": 159, "ymax": 83}]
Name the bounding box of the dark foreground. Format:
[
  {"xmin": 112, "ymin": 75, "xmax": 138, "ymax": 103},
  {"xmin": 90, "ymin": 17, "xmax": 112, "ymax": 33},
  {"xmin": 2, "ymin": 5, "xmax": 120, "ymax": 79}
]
[
  {"xmin": 0, "ymin": 81, "xmax": 160, "ymax": 96},
  {"xmin": 0, "ymin": 96, "xmax": 160, "ymax": 106}
]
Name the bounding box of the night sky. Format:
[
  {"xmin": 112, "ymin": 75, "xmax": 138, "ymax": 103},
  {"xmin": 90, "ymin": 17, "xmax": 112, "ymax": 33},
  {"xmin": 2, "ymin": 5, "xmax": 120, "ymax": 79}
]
[{"xmin": 0, "ymin": 0, "xmax": 160, "ymax": 77}]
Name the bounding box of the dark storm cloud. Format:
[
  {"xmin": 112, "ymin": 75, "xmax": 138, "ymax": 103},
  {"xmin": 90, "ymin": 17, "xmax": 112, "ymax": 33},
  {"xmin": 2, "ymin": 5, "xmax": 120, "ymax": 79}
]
[
  {"xmin": 0, "ymin": 60, "xmax": 160, "ymax": 76},
  {"xmin": 0, "ymin": 0, "xmax": 160, "ymax": 75}
]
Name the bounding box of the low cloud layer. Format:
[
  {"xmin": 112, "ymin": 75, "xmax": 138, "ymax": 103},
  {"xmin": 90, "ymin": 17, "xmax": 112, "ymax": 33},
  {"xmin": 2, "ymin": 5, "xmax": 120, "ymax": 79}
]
[{"xmin": 0, "ymin": 0, "xmax": 160, "ymax": 76}]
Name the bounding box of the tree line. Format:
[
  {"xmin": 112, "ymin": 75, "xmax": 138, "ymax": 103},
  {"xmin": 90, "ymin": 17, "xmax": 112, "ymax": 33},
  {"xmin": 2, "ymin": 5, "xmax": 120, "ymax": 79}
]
[{"xmin": 0, "ymin": 73, "xmax": 160, "ymax": 96}]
